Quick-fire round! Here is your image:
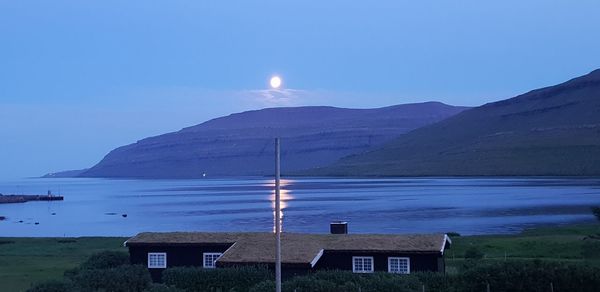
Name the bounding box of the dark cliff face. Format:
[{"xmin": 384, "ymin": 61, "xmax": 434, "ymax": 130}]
[
  {"xmin": 79, "ymin": 102, "xmax": 468, "ymax": 178},
  {"xmin": 314, "ymin": 69, "xmax": 600, "ymax": 176}
]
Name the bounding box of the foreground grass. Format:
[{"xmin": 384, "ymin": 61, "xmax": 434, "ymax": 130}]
[
  {"xmin": 0, "ymin": 237, "xmax": 126, "ymax": 291},
  {"xmin": 1, "ymin": 224, "xmax": 599, "ymax": 291},
  {"xmin": 445, "ymin": 224, "xmax": 600, "ymax": 273}
]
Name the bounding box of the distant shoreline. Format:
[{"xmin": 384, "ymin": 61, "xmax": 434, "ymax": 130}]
[
  {"xmin": 35, "ymin": 174, "xmax": 600, "ymax": 180},
  {"xmin": 0, "ymin": 194, "xmax": 64, "ymax": 204}
]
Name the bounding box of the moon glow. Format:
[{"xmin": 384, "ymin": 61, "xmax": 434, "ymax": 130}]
[{"xmin": 270, "ymin": 76, "xmax": 282, "ymax": 89}]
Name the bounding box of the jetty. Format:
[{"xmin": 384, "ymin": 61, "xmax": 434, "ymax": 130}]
[{"xmin": 0, "ymin": 194, "xmax": 64, "ymax": 204}]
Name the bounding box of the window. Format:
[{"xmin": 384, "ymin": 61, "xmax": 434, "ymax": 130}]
[
  {"xmin": 147, "ymin": 252, "xmax": 166, "ymax": 269},
  {"xmin": 388, "ymin": 257, "xmax": 410, "ymax": 274},
  {"xmin": 203, "ymin": 252, "xmax": 223, "ymax": 268},
  {"xmin": 352, "ymin": 256, "xmax": 374, "ymax": 273}
]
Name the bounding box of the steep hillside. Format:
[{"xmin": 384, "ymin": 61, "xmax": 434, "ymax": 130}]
[
  {"xmin": 312, "ymin": 69, "xmax": 600, "ymax": 176},
  {"xmin": 79, "ymin": 102, "xmax": 467, "ymax": 178}
]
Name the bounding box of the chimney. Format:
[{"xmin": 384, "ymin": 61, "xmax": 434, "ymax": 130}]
[{"xmin": 330, "ymin": 221, "xmax": 348, "ymax": 234}]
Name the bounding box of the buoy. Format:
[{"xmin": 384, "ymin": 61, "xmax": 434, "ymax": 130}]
[
  {"xmin": 34, "ymin": 222, "xmax": 39, "ymax": 225},
  {"xmin": 122, "ymin": 214, "xmax": 128, "ymax": 218}
]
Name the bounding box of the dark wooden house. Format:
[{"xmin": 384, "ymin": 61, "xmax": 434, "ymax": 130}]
[{"xmin": 126, "ymin": 225, "xmax": 451, "ymax": 282}]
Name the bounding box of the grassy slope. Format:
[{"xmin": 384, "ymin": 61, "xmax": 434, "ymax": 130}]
[
  {"xmin": 445, "ymin": 224, "xmax": 600, "ymax": 273},
  {"xmin": 311, "ymin": 69, "xmax": 600, "ymax": 176},
  {"xmin": 0, "ymin": 225, "xmax": 599, "ymax": 291},
  {"xmin": 0, "ymin": 237, "xmax": 127, "ymax": 292}
]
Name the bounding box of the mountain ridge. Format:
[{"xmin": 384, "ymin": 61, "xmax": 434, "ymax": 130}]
[
  {"xmin": 73, "ymin": 101, "xmax": 468, "ymax": 178},
  {"xmin": 309, "ymin": 69, "xmax": 600, "ymax": 176}
]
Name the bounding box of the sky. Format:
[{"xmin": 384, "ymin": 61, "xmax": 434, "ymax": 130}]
[{"xmin": 1, "ymin": 0, "xmax": 600, "ymax": 179}]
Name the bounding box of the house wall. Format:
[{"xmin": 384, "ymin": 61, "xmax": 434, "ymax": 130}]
[
  {"xmin": 218, "ymin": 262, "xmax": 311, "ymax": 279},
  {"xmin": 128, "ymin": 244, "xmax": 446, "ymax": 282},
  {"xmin": 313, "ymin": 251, "xmax": 443, "ymax": 273},
  {"xmin": 128, "ymin": 243, "xmax": 232, "ymax": 282},
  {"xmin": 438, "ymin": 256, "xmax": 446, "ymax": 273}
]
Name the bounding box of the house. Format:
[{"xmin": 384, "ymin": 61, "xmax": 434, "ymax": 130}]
[{"xmin": 125, "ymin": 223, "xmax": 452, "ymax": 282}]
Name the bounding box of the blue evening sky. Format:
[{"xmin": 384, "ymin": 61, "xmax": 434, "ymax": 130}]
[{"xmin": 1, "ymin": 0, "xmax": 600, "ymax": 179}]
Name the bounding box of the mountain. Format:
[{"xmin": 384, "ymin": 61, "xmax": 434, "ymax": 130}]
[
  {"xmin": 76, "ymin": 102, "xmax": 468, "ymax": 178},
  {"xmin": 310, "ymin": 69, "xmax": 600, "ymax": 176}
]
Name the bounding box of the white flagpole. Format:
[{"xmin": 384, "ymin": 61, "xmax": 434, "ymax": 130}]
[{"xmin": 275, "ymin": 138, "xmax": 282, "ymax": 292}]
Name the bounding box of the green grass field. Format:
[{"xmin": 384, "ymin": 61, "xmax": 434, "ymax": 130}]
[
  {"xmin": 1, "ymin": 224, "xmax": 599, "ymax": 291},
  {"xmin": 0, "ymin": 237, "xmax": 127, "ymax": 291},
  {"xmin": 445, "ymin": 224, "xmax": 600, "ymax": 274}
]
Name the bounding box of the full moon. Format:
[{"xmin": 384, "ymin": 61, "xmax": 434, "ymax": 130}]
[{"xmin": 270, "ymin": 76, "xmax": 282, "ymax": 89}]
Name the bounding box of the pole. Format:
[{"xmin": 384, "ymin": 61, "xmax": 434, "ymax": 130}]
[{"xmin": 275, "ymin": 138, "xmax": 282, "ymax": 292}]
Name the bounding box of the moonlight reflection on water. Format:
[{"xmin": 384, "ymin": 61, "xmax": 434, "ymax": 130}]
[{"xmin": 0, "ymin": 177, "xmax": 599, "ymax": 237}]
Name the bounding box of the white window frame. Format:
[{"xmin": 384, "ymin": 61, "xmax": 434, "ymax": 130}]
[
  {"xmin": 147, "ymin": 252, "xmax": 167, "ymax": 269},
  {"xmin": 203, "ymin": 252, "xmax": 223, "ymax": 269},
  {"xmin": 388, "ymin": 257, "xmax": 410, "ymax": 274},
  {"xmin": 352, "ymin": 256, "xmax": 374, "ymax": 273}
]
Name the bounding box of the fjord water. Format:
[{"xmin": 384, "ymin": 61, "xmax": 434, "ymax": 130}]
[{"xmin": 0, "ymin": 177, "xmax": 599, "ymax": 237}]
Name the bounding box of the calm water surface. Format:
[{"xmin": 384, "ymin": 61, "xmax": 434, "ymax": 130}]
[{"xmin": 0, "ymin": 177, "xmax": 599, "ymax": 237}]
